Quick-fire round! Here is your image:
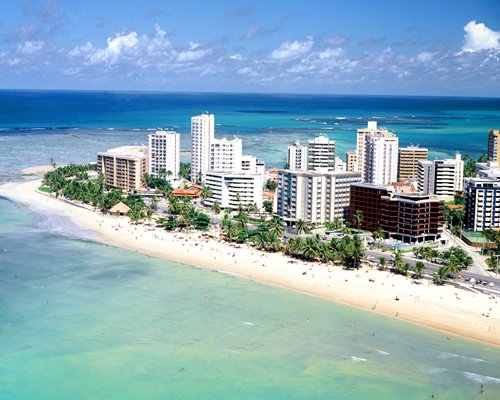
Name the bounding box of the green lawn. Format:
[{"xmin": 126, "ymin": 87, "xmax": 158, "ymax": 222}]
[{"xmin": 38, "ymin": 185, "xmax": 52, "ymax": 193}]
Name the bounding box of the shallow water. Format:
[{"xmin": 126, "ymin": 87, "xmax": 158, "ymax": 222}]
[{"xmin": 1, "ymin": 91, "xmax": 500, "ymax": 398}]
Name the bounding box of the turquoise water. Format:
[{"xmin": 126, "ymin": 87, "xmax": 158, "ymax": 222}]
[
  {"xmin": 1, "ymin": 91, "xmax": 500, "ymax": 398},
  {"xmin": 1, "ymin": 197, "xmax": 499, "ymax": 399}
]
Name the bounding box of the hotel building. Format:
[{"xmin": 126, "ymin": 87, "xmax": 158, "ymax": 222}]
[
  {"xmin": 307, "ymin": 135, "xmax": 336, "ymax": 171},
  {"xmin": 398, "ymin": 146, "xmax": 428, "ymax": 182},
  {"xmin": 363, "ymin": 134, "xmax": 399, "ymax": 185},
  {"xmin": 417, "ymin": 154, "xmax": 464, "ymax": 198},
  {"xmin": 191, "ymin": 113, "xmax": 215, "ymax": 182},
  {"xmin": 287, "ymin": 140, "xmax": 308, "ymax": 171},
  {"xmin": 464, "ymin": 177, "xmax": 500, "ymax": 231},
  {"xmin": 97, "ymin": 146, "xmax": 148, "ymax": 191},
  {"xmin": 349, "ymin": 183, "xmax": 444, "ymax": 243},
  {"xmin": 487, "ymin": 129, "xmax": 500, "ymax": 165},
  {"xmin": 276, "ymin": 170, "xmax": 362, "ymax": 224},
  {"xmin": 210, "ymin": 137, "xmax": 242, "ymax": 173},
  {"xmin": 148, "ymin": 130, "xmax": 180, "ymax": 179},
  {"xmin": 356, "ymin": 121, "xmax": 396, "ymax": 181},
  {"xmin": 345, "ymin": 151, "xmax": 358, "ymax": 172}
]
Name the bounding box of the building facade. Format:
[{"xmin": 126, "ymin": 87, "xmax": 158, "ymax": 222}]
[
  {"xmin": 464, "ymin": 177, "xmax": 500, "ymax": 231},
  {"xmin": 417, "ymin": 154, "xmax": 464, "ymax": 198},
  {"xmin": 191, "ymin": 113, "xmax": 215, "ymax": 182},
  {"xmin": 148, "ymin": 130, "xmax": 180, "ymax": 179},
  {"xmin": 398, "ymin": 146, "xmax": 428, "ymax": 182},
  {"xmin": 487, "ymin": 129, "xmax": 500, "ymax": 165},
  {"xmin": 364, "ymin": 135, "xmax": 399, "ymax": 185},
  {"xmin": 97, "ymin": 146, "xmax": 148, "ymax": 191},
  {"xmin": 204, "ymin": 171, "xmax": 263, "ymax": 210},
  {"xmin": 346, "ymin": 151, "xmax": 358, "ymax": 172},
  {"xmin": 356, "ymin": 121, "xmax": 396, "ymax": 180},
  {"xmin": 349, "ymin": 183, "xmax": 444, "ymax": 242},
  {"xmin": 307, "ymin": 135, "xmax": 336, "ymax": 171},
  {"xmin": 276, "ymin": 170, "xmax": 362, "ymax": 224},
  {"xmin": 287, "ymin": 140, "xmax": 308, "ymax": 171},
  {"xmin": 210, "ymin": 137, "xmax": 242, "ymax": 173}
]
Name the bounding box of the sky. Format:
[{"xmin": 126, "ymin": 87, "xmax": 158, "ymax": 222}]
[{"xmin": 0, "ymin": 0, "xmax": 499, "ymax": 96}]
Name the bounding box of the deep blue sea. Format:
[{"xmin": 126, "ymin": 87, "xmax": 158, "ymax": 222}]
[{"xmin": 1, "ymin": 90, "xmax": 500, "ymax": 399}]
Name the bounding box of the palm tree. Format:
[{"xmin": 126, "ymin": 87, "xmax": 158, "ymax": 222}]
[
  {"xmin": 353, "ymin": 210, "xmax": 363, "ymax": 231},
  {"xmin": 332, "ymin": 217, "xmax": 343, "ymax": 231},
  {"xmin": 400, "ymin": 262, "xmax": 411, "ymax": 277},
  {"xmin": 432, "ymin": 267, "xmax": 448, "ymax": 285},
  {"xmin": 413, "ymin": 261, "xmax": 425, "ymax": 279},
  {"xmin": 150, "ymin": 195, "xmax": 159, "ymax": 212},
  {"xmin": 212, "ymin": 201, "xmax": 221, "ymax": 216},
  {"xmin": 295, "ymin": 219, "xmax": 311, "ymax": 235},
  {"xmin": 378, "ymin": 256, "xmax": 387, "ymax": 271},
  {"xmin": 393, "ymin": 249, "xmax": 404, "ymax": 273},
  {"xmin": 235, "ymin": 210, "xmax": 249, "ymax": 229},
  {"xmin": 341, "ymin": 221, "xmax": 351, "ymax": 234},
  {"xmin": 302, "ymin": 236, "xmax": 319, "ymax": 261},
  {"xmin": 268, "ymin": 217, "xmax": 285, "ymax": 237},
  {"xmin": 373, "ymin": 226, "xmax": 385, "ymax": 241},
  {"xmin": 201, "ymin": 186, "xmax": 213, "ymax": 199}
]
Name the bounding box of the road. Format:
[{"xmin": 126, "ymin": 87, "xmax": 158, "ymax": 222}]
[{"xmin": 364, "ymin": 248, "xmax": 500, "ymax": 296}]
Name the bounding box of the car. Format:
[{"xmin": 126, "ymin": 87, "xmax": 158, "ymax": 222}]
[
  {"xmin": 482, "ymin": 281, "xmax": 488, "ymax": 286},
  {"xmin": 489, "ymin": 282, "xmax": 495, "ymax": 287},
  {"xmin": 469, "ymin": 278, "xmax": 476, "ymax": 284},
  {"xmin": 476, "ymin": 279, "xmax": 482, "ymax": 285}
]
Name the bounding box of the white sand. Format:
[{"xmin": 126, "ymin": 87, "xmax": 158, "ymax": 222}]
[
  {"xmin": 1, "ymin": 178, "xmax": 499, "ymax": 346},
  {"xmin": 21, "ymin": 165, "xmax": 55, "ymax": 175}
]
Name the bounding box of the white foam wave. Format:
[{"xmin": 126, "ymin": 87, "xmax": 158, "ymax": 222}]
[
  {"xmin": 376, "ymin": 350, "xmax": 390, "ymax": 355},
  {"xmin": 243, "ymin": 321, "xmax": 254, "ymax": 326},
  {"xmin": 439, "ymin": 352, "xmax": 485, "ymax": 363},
  {"xmin": 351, "ymin": 356, "xmax": 367, "ymax": 362},
  {"xmin": 463, "ymin": 371, "xmax": 500, "ymax": 384}
]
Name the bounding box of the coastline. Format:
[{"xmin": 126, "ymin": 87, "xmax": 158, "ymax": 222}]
[{"xmin": 1, "ymin": 178, "xmax": 499, "ymax": 346}]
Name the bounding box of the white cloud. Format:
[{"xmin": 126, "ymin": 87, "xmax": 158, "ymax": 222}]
[
  {"xmin": 242, "ymin": 24, "xmax": 260, "ymax": 40},
  {"xmin": 18, "ymin": 40, "xmax": 45, "ymax": 54},
  {"xmin": 462, "ymin": 20, "xmax": 500, "ymax": 52},
  {"xmin": 416, "ymin": 51, "xmax": 433, "ymax": 63},
  {"xmin": 229, "ymin": 53, "xmax": 244, "ymax": 61},
  {"xmin": 270, "ymin": 36, "xmax": 314, "ymax": 60}
]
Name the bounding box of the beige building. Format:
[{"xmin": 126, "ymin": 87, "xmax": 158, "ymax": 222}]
[
  {"xmin": 346, "ymin": 151, "xmax": 357, "ymax": 172},
  {"xmin": 398, "ymin": 146, "xmax": 428, "ymax": 181},
  {"xmin": 487, "ymin": 129, "xmax": 500, "ymax": 165},
  {"xmin": 97, "ymin": 146, "xmax": 148, "ymax": 191}
]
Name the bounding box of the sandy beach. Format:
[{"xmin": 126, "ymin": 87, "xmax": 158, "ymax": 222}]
[{"xmin": 1, "ymin": 178, "xmax": 499, "ymax": 346}]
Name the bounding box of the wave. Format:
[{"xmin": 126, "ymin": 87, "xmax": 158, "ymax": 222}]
[
  {"xmin": 439, "ymin": 352, "xmax": 485, "ymax": 363},
  {"xmin": 243, "ymin": 321, "xmax": 255, "ymax": 326},
  {"xmin": 376, "ymin": 350, "xmax": 390, "ymax": 355},
  {"xmin": 463, "ymin": 371, "xmax": 500, "ymax": 384},
  {"xmin": 351, "ymin": 356, "xmax": 367, "ymax": 362}
]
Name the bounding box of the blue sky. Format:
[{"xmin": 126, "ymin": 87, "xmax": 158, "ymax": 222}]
[{"xmin": 0, "ymin": 0, "xmax": 499, "ymax": 96}]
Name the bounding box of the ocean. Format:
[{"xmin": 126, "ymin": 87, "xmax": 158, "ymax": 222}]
[{"xmin": 1, "ymin": 90, "xmax": 499, "ymax": 399}]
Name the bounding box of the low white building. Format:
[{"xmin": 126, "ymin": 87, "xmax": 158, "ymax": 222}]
[
  {"xmin": 276, "ymin": 170, "xmax": 362, "ymax": 224},
  {"xmin": 148, "ymin": 130, "xmax": 180, "ymax": 178},
  {"xmin": 204, "ymin": 171, "xmax": 263, "ymax": 210},
  {"xmin": 210, "ymin": 137, "xmax": 242, "ymax": 173}
]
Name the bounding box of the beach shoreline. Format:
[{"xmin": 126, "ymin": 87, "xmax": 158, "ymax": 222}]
[{"xmin": 1, "ymin": 178, "xmax": 499, "ymax": 346}]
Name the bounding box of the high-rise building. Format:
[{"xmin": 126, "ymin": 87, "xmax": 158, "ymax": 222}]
[
  {"xmin": 210, "ymin": 137, "xmax": 242, "ymax": 173},
  {"xmin": 464, "ymin": 177, "xmax": 500, "ymax": 231},
  {"xmin": 398, "ymin": 146, "xmax": 428, "ymax": 182},
  {"xmin": 287, "ymin": 140, "xmax": 308, "ymax": 171},
  {"xmin": 97, "ymin": 146, "xmax": 148, "ymax": 191},
  {"xmin": 349, "ymin": 183, "xmax": 444, "ymax": 243},
  {"xmin": 276, "ymin": 170, "xmax": 362, "ymax": 224},
  {"xmin": 307, "ymin": 135, "xmax": 336, "ymax": 171},
  {"xmin": 148, "ymin": 130, "xmax": 180, "ymax": 179},
  {"xmin": 364, "ymin": 135, "xmax": 399, "ymax": 185},
  {"xmin": 356, "ymin": 121, "xmax": 395, "ymax": 179},
  {"xmin": 417, "ymin": 154, "xmax": 464, "ymax": 198},
  {"xmin": 487, "ymin": 129, "xmax": 500, "ymax": 165},
  {"xmin": 191, "ymin": 113, "xmax": 215, "ymax": 182}
]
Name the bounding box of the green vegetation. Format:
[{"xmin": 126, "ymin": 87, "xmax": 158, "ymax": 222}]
[
  {"xmin": 179, "ymin": 162, "xmax": 191, "ymax": 179},
  {"xmin": 463, "ymin": 154, "xmax": 487, "ymax": 177},
  {"xmin": 264, "ymin": 179, "xmax": 277, "ymax": 192},
  {"xmin": 38, "ymin": 185, "xmax": 52, "ymax": 193},
  {"xmin": 262, "ymin": 200, "xmax": 273, "ymax": 213}
]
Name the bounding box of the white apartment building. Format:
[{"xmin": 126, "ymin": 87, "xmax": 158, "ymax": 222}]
[
  {"xmin": 97, "ymin": 146, "xmax": 148, "ymax": 191},
  {"xmin": 287, "ymin": 140, "xmax": 308, "ymax": 171},
  {"xmin": 464, "ymin": 177, "xmax": 500, "ymax": 231},
  {"xmin": 335, "ymin": 156, "xmax": 347, "ymax": 172},
  {"xmin": 356, "ymin": 121, "xmax": 395, "ymax": 180},
  {"xmin": 475, "ymin": 161, "xmax": 500, "ymax": 179},
  {"xmin": 308, "ymin": 135, "xmax": 336, "ymax": 171},
  {"xmin": 204, "ymin": 171, "xmax": 263, "ymax": 210},
  {"xmin": 148, "ymin": 130, "xmax": 180, "ymax": 179},
  {"xmin": 191, "ymin": 113, "xmax": 215, "ymax": 182},
  {"xmin": 364, "ymin": 135, "xmax": 399, "ymax": 185},
  {"xmin": 210, "ymin": 137, "xmax": 242, "ymax": 173},
  {"xmin": 276, "ymin": 170, "xmax": 362, "ymax": 224},
  {"xmin": 417, "ymin": 154, "xmax": 464, "ymax": 198}
]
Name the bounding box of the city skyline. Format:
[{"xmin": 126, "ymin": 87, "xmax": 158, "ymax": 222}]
[{"xmin": 0, "ymin": 0, "xmax": 499, "ymax": 96}]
